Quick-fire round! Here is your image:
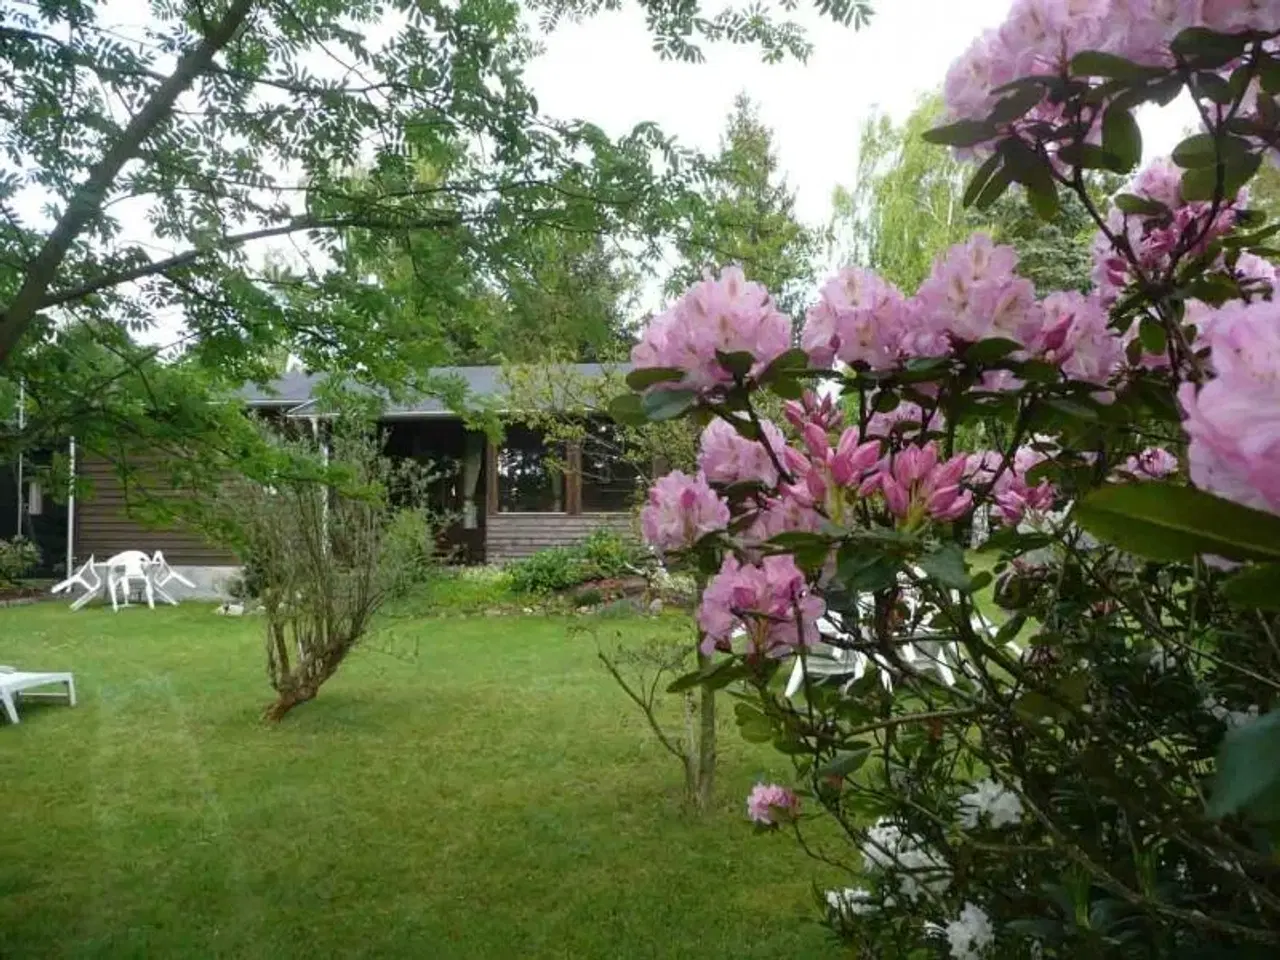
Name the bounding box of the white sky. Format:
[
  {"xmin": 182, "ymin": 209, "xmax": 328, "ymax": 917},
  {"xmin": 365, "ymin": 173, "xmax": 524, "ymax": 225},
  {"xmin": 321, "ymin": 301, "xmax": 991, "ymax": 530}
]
[{"xmin": 525, "ymin": 0, "xmax": 1197, "ymax": 228}]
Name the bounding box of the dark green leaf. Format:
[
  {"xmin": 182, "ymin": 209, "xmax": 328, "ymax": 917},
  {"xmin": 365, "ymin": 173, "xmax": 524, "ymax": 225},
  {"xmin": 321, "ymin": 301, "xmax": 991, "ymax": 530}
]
[
  {"xmin": 1223, "ymin": 564, "xmax": 1280, "ymax": 612},
  {"xmin": 1114, "ymin": 193, "xmax": 1170, "ymax": 217},
  {"xmin": 1074, "ymin": 483, "xmax": 1280, "ymax": 563},
  {"xmin": 1138, "ymin": 318, "xmax": 1167, "ymax": 355},
  {"xmin": 1172, "ymin": 133, "xmax": 1253, "ymax": 169},
  {"xmin": 734, "ymin": 703, "xmax": 775, "ymax": 743},
  {"xmin": 758, "ymin": 347, "xmax": 810, "ymax": 382},
  {"xmin": 607, "ymin": 392, "xmax": 648, "ymax": 426},
  {"xmin": 963, "ymin": 152, "xmax": 1004, "ymax": 209},
  {"xmin": 1181, "ymin": 150, "xmax": 1262, "ymax": 202},
  {"xmin": 715, "ymin": 350, "xmax": 755, "ymax": 379},
  {"xmin": 918, "ymin": 543, "xmax": 972, "ymax": 591},
  {"xmin": 1102, "ymin": 107, "xmax": 1142, "ymax": 172},
  {"xmin": 1209, "ymin": 710, "xmax": 1280, "ymax": 820},
  {"xmin": 838, "ymin": 547, "xmax": 900, "ymax": 593},
  {"xmin": 1171, "ymin": 27, "xmax": 1250, "ymax": 68},
  {"xmin": 641, "ymin": 388, "xmax": 697, "ymax": 421},
  {"xmin": 922, "ymin": 119, "xmax": 998, "ymax": 148},
  {"xmin": 1070, "ymin": 50, "xmax": 1162, "ymax": 81},
  {"xmin": 1057, "ymin": 142, "xmax": 1130, "ymax": 174},
  {"xmin": 1261, "ymin": 57, "xmax": 1280, "ymax": 96},
  {"xmin": 965, "ymin": 337, "xmax": 1021, "ymax": 365},
  {"xmin": 625, "ymin": 366, "xmax": 684, "ymax": 391},
  {"xmin": 972, "ymin": 164, "xmax": 1013, "ymax": 211},
  {"xmin": 818, "ymin": 747, "xmax": 872, "ymax": 778},
  {"xmin": 1192, "ymin": 70, "xmax": 1234, "ymax": 104},
  {"xmin": 989, "ymin": 84, "xmax": 1045, "ymax": 124}
]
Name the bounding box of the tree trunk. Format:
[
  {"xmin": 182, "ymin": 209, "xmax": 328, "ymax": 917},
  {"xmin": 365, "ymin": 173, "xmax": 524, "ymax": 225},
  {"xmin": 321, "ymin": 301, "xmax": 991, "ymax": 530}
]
[
  {"xmin": 682, "ymin": 689, "xmax": 700, "ymax": 805},
  {"xmin": 694, "ymin": 650, "xmax": 717, "ymax": 811},
  {"xmin": 263, "ymin": 683, "xmax": 319, "ymax": 722}
]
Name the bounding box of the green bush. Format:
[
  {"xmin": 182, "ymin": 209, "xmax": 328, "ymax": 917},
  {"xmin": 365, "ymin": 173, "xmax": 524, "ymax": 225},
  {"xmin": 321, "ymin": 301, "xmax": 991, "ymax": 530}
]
[
  {"xmin": 0, "ymin": 537, "xmax": 39, "ymax": 586},
  {"xmin": 579, "ymin": 529, "xmax": 645, "ymax": 580},
  {"xmin": 506, "ymin": 546, "xmax": 585, "ymax": 595},
  {"xmin": 392, "ymin": 565, "xmax": 524, "ymax": 616}
]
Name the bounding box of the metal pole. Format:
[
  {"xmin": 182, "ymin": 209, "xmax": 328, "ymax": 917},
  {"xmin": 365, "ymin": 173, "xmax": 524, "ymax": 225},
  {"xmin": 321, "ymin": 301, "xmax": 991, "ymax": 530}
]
[
  {"xmin": 15, "ymin": 380, "xmax": 24, "ymax": 535},
  {"xmin": 66, "ymin": 436, "xmax": 76, "ymax": 573}
]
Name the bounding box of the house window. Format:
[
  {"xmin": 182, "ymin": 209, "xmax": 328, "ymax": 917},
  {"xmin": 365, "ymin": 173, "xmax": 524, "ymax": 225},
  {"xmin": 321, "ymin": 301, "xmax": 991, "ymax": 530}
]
[
  {"xmin": 498, "ymin": 425, "xmax": 565, "ymax": 513},
  {"xmin": 581, "ymin": 419, "xmax": 640, "ymax": 513}
]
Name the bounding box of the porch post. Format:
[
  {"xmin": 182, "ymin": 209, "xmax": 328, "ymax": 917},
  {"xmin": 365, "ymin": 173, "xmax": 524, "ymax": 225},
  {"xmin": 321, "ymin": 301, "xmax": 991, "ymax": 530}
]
[
  {"xmin": 66, "ymin": 436, "xmax": 76, "ymax": 573},
  {"xmin": 485, "ymin": 438, "xmax": 499, "ymax": 516},
  {"xmin": 566, "ymin": 440, "xmax": 582, "ymax": 515}
]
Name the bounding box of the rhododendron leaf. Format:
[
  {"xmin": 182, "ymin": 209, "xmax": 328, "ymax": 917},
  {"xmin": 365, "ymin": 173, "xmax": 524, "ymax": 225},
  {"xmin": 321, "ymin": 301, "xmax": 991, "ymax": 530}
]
[
  {"xmin": 1209, "ymin": 710, "xmax": 1280, "ymax": 820},
  {"xmin": 641, "ymin": 388, "xmax": 697, "ymax": 421},
  {"xmin": 921, "ymin": 119, "xmax": 998, "ymax": 148},
  {"xmin": 963, "ymin": 152, "xmax": 1003, "ymax": 209},
  {"xmin": 1262, "ymin": 57, "xmax": 1280, "ymax": 97},
  {"xmin": 1058, "ymin": 142, "xmax": 1129, "ymax": 174},
  {"xmin": 625, "ymin": 367, "xmax": 684, "ymax": 391},
  {"xmin": 972, "ymin": 164, "xmax": 1013, "ymax": 211},
  {"xmin": 1138, "ymin": 319, "xmax": 1167, "ymax": 356},
  {"xmin": 1002, "ymin": 140, "xmax": 1059, "ymax": 220},
  {"xmin": 1101, "ymin": 108, "xmax": 1142, "ymax": 172},
  {"xmin": 734, "ymin": 703, "xmax": 775, "ymax": 743},
  {"xmin": 1171, "ymin": 28, "xmax": 1250, "ymax": 69},
  {"xmin": 837, "ymin": 548, "xmax": 899, "ymax": 593},
  {"xmin": 918, "ymin": 543, "xmax": 971, "ymax": 591},
  {"xmin": 1074, "ymin": 484, "xmax": 1280, "ymax": 563},
  {"xmin": 608, "ymin": 393, "xmax": 648, "ymax": 427},
  {"xmin": 666, "ymin": 659, "xmax": 753, "ymax": 694},
  {"xmin": 1070, "ymin": 50, "xmax": 1162, "ymax": 82},
  {"xmin": 1114, "ymin": 193, "xmax": 1169, "ymax": 218},
  {"xmin": 1222, "ymin": 565, "xmax": 1280, "ymax": 613},
  {"xmin": 819, "ymin": 747, "xmax": 871, "ymax": 779},
  {"xmin": 1181, "ymin": 151, "xmax": 1262, "ymax": 203},
  {"xmin": 1015, "ymin": 691, "xmax": 1068, "ymax": 723},
  {"xmin": 1192, "ymin": 71, "xmax": 1233, "ymax": 105},
  {"xmin": 758, "ymin": 347, "xmax": 809, "ymax": 382},
  {"xmin": 988, "ymin": 85, "xmax": 1045, "ymax": 125},
  {"xmin": 714, "ymin": 350, "xmax": 755, "ymax": 379},
  {"xmin": 964, "ymin": 337, "xmax": 1021, "ymax": 365},
  {"xmin": 1172, "ymin": 133, "xmax": 1252, "ymax": 170}
]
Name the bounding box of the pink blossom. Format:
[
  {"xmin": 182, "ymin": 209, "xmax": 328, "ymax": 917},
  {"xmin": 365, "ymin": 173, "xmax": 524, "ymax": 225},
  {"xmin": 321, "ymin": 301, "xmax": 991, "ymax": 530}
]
[
  {"xmin": 915, "ymin": 235, "xmax": 1041, "ymax": 348},
  {"xmin": 1117, "ymin": 447, "xmax": 1180, "ymax": 480},
  {"xmin": 1202, "ymin": 0, "xmax": 1279, "ymax": 32},
  {"xmin": 864, "ymin": 400, "xmax": 945, "ymax": 442},
  {"xmin": 640, "ymin": 471, "xmax": 730, "ymax": 553},
  {"xmin": 783, "ymin": 389, "xmax": 844, "ymax": 434},
  {"xmin": 1179, "ymin": 300, "xmax": 1280, "ymax": 514},
  {"xmin": 746, "ymin": 783, "xmax": 799, "ymax": 826},
  {"xmin": 744, "ymin": 493, "xmax": 825, "ymax": 545},
  {"xmin": 1034, "ymin": 291, "xmax": 1125, "ymax": 387},
  {"xmin": 631, "ymin": 266, "xmax": 791, "ymax": 391},
  {"xmin": 802, "ymin": 268, "xmax": 922, "ymax": 370},
  {"xmin": 1109, "ymin": 0, "xmax": 1205, "ymax": 66},
  {"xmin": 698, "ymin": 554, "xmax": 826, "ymax": 657},
  {"xmin": 698, "ymin": 417, "xmax": 787, "ymax": 488},
  {"xmin": 865, "ymin": 443, "xmax": 974, "ymax": 526},
  {"xmin": 967, "ymin": 448, "xmax": 1057, "ymax": 525}
]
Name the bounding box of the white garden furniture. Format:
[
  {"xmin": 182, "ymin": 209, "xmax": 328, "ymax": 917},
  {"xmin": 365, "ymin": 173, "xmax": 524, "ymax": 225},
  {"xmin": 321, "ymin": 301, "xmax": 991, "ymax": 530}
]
[
  {"xmin": 49, "ymin": 550, "xmax": 195, "ymax": 611},
  {"xmin": 0, "ymin": 667, "xmax": 76, "ymax": 724}
]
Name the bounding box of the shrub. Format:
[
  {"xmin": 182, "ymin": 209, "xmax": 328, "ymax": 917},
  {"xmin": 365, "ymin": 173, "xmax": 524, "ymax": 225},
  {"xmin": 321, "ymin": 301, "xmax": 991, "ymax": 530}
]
[
  {"xmin": 579, "ymin": 528, "xmax": 647, "ymax": 580},
  {"xmin": 505, "ymin": 545, "xmax": 584, "ymax": 595},
  {"xmin": 0, "ymin": 537, "xmax": 39, "ymax": 586}
]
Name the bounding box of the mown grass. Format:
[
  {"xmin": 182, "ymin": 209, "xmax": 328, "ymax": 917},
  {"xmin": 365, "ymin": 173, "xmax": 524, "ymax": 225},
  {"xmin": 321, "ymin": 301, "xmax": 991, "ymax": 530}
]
[{"xmin": 0, "ymin": 602, "xmax": 845, "ymax": 959}]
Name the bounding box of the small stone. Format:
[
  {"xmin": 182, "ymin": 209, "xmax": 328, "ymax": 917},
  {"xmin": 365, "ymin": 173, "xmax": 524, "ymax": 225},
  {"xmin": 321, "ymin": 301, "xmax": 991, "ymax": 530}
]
[{"xmin": 648, "ymin": 598, "xmax": 664, "ymax": 616}]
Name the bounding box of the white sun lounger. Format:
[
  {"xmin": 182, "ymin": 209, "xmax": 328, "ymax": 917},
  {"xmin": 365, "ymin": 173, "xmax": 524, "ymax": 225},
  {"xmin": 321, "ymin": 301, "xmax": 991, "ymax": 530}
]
[{"xmin": 0, "ymin": 668, "xmax": 76, "ymax": 724}]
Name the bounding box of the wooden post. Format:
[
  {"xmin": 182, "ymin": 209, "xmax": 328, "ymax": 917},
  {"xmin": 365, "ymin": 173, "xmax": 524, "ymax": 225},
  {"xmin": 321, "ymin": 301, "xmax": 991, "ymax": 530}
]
[
  {"xmin": 566, "ymin": 441, "xmax": 583, "ymax": 515},
  {"xmin": 485, "ymin": 439, "xmax": 499, "ymax": 516}
]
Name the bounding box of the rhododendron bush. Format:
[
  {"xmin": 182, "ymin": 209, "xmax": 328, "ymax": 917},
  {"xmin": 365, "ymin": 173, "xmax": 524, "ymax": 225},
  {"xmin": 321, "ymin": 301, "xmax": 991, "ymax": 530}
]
[{"xmin": 612, "ymin": 6, "xmax": 1280, "ymax": 955}]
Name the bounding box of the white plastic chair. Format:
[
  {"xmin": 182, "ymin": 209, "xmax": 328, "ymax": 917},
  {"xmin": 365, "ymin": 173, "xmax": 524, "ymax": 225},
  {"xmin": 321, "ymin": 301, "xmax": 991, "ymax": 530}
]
[
  {"xmin": 104, "ymin": 550, "xmax": 155, "ymax": 611},
  {"xmin": 148, "ymin": 551, "xmax": 195, "ymax": 605},
  {"xmin": 50, "ymin": 556, "xmax": 105, "ymax": 610},
  {"xmin": 0, "ymin": 666, "xmax": 76, "ymax": 724}
]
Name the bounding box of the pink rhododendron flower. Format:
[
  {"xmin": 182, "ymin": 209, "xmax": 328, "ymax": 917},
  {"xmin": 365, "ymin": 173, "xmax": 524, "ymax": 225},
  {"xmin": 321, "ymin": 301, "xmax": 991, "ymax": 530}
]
[
  {"xmin": 1202, "ymin": 0, "xmax": 1279, "ymax": 32},
  {"xmin": 1117, "ymin": 447, "xmax": 1180, "ymax": 480},
  {"xmin": 783, "ymin": 389, "xmax": 844, "ymax": 434},
  {"xmin": 743, "ymin": 493, "xmax": 825, "ymax": 546},
  {"xmin": 640, "ymin": 471, "xmax": 729, "ymax": 553},
  {"xmin": 697, "ymin": 417, "xmax": 788, "ymax": 488},
  {"xmin": 864, "ymin": 400, "xmax": 945, "ymax": 442},
  {"xmin": 915, "ymin": 235, "xmax": 1041, "ymax": 347},
  {"xmin": 698, "ymin": 554, "xmax": 825, "ymax": 657},
  {"xmin": 630, "ymin": 266, "xmax": 791, "ymax": 391},
  {"xmin": 746, "ymin": 782, "xmax": 799, "ymax": 826},
  {"xmin": 1107, "ymin": 0, "xmax": 1205, "ymax": 67},
  {"xmin": 1039, "ymin": 291, "xmax": 1125, "ymax": 387},
  {"xmin": 967, "ymin": 448, "xmax": 1057, "ymax": 525},
  {"xmin": 864, "ymin": 443, "xmax": 973, "ymax": 525},
  {"xmin": 1179, "ymin": 300, "xmax": 1280, "ymax": 514},
  {"xmin": 782, "ymin": 426, "xmax": 882, "ymax": 520},
  {"xmin": 802, "ymin": 267, "xmax": 921, "ymax": 369}
]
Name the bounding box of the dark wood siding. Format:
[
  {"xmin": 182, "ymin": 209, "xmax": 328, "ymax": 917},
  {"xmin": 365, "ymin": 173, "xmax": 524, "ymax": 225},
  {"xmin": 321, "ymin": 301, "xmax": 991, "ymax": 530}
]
[
  {"xmin": 75, "ymin": 456, "xmax": 236, "ymax": 566},
  {"xmin": 485, "ymin": 512, "xmax": 633, "ymax": 563}
]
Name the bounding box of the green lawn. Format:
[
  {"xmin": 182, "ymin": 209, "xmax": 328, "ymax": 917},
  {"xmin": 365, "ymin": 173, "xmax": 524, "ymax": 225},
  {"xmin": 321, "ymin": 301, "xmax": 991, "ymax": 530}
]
[{"xmin": 0, "ymin": 603, "xmax": 843, "ymax": 959}]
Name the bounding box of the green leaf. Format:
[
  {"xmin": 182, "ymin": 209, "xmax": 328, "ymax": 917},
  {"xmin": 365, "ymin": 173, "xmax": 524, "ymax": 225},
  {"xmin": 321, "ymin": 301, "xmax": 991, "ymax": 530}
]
[
  {"xmin": 838, "ymin": 547, "xmax": 900, "ymax": 593},
  {"xmin": 1171, "ymin": 27, "xmax": 1250, "ymax": 68},
  {"xmin": 972, "ymin": 165, "xmax": 1013, "ymax": 211},
  {"xmin": 758, "ymin": 347, "xmax": 810, "ymax": 382},
  {"xmin": 918, "ymin": 543, "xmax": 972, "ymax": 591},
  {"xmin": 1057, "ymin": 142, "xmax": 1130, "ymax": 174},
  {"xmin": 625, "ymin": 367, "xmax": 684, "ymax": 391},
  {"xmin": 1074, "ymin": 483, "xmax": 1280, "ymax": 563},
  {"xmin": 964, "ymin": 337, "xmax": 1021, "ymax": 365},
  {"xmin": 1172, "ymin": 133, "xmax": 1254, "ymax": 169},
  {"xmin": 666, "ymin": 659, "xmax": 753, "ymax": 694},
  {"xmin": 766, "ymin": 531, "xmax": 831, "ymax": 571},
  {"xmin": 818, "ymin": 747, "xmax": 872, "ymax": 779},
  {"xmin": 1261, "ymin": 57, "xmax": 1280, "ymax": 96},
  {"xmin": 988, "ymin": 84, "xmax": 1045, "ymax": 124},
  {"xmin": 1114, "ymin": 193, "xmax": 1169, "ymax": 217},
  {"xmin": 1138, "ymin": 318, "xmax": 1167, "ymax": 355},
  {"xmin": 1209, "ymin": 710, "xmax": 1280, "ymax": 820},
  {"xmin": 1223, "ymin": 564, "xmax": 1280, "ymax": 612},
  {"xmin": 963, "ymin": 152, "xmax": 1004, "ymax": 209},
  {"xmin": 922, "ymin": 119, "xmax": 998, "ymax": 148},
  {"xmin": 641, "ymin": 388, "xmax": 697, "ymax": 422},
  {"xmin": 1070, "ymin": 50, "xmax": 1162, "ymax": 81},
  {"xmin": 1101, "ymin": 107, "xmax": 1142, "ymax": 172},
  {"xmin": 1002, "ymin": 139, "xmax": 1059, "ymax": 219},
  {"xmin": 1181, "ymin": 150, "xmax": 1262, "ymax": 202},
  {"xmin": 715, "ymin": 350, "xmax": 755, "ymax": 379},
  {"xmin": 607, "ymin": 392, "xmax": 648, "ymax": 426},
  {"xmin": 734, "ymin": 703, "xmax": 775, "ymax": 743},
  {"xmin": 1192, "ymin": 70, "xmax": 1234, "ymax": 105}
]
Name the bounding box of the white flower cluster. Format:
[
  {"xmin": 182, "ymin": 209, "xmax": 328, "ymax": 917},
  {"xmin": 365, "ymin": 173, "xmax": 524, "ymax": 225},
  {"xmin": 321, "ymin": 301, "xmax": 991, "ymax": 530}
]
[
  {"xmin": 957, "ymin": 778, "xmax": 1024, "ymax": 830},
  {"xmin": 942, "ymin": 902, "xmax": 995, "ymax": 960},
  {"xmin": 861, "ymin": 820, "xmax": 951, "ymax": 901},
  {"xmin": 824, "ymin": 886, "xmax": 877, "ymax": 919}
]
